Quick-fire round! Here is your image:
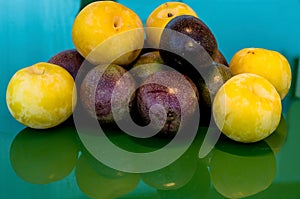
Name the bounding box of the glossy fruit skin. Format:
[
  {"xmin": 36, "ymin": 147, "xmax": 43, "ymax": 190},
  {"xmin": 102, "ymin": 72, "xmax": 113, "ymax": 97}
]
[
  {"xmin": 146, "ymin": 2, "xmax": 198, "ymax": 48},
  {"xmin": 136, "ymin": 71, "xmax": 199, "ymax": 136},
  {"xmin": 80, "ymin": 64, "xmax": 136, "ymax": 124},
  {"xmin": 213, "ymin": 49, "xmax": 228, "ymax": 66},
  {"xmin": 160, "ymin": 14, "xmax": 217, "ymax": 57},
  {"xmin": 197, "ymin": 63, "xmax": 232, "ymax": 107},
  {"xmin": 229, "ymin": 48, "xmax": 291, "ymax": 99},
  {"xmin": 159, "ymin": 15, "xmax": 217, "ymax": 82},
  {"xmin": 72, "ymin": 1, "xmax": 144, "ymax": 66},
  {"xmin": 6, "ymin": 62, "xmax": 76, "ymax": 129},
  {"xmin": 213, "ymin": 73, "xmax": 282, "ymax": 143},
  {"xmin": 48, "ymin": 49, "xmax": 84, "ymax": 79}
]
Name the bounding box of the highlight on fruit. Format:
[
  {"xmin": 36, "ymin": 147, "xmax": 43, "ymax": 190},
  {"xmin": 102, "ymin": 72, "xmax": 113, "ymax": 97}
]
[
  {"xmin": 5, "ymin": 1, "xmax": 293, "ymax": 198},
  {"xmin": 6, "ymin": 1, "xmax": 292, "ymax": 148}
]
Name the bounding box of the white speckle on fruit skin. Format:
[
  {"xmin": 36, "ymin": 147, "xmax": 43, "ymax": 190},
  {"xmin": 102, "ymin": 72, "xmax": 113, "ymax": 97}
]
[
  {"xmin": 7, "ymin": 63, "xmax": 75, "ymax": 129},
  {"xmin": 213, "ymin": 73, "xmax": 282, "ymax": 143}
]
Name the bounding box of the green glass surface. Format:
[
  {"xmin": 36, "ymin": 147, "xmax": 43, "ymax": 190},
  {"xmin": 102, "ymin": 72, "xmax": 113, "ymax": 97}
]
[{"xmin": 1, "ymin": 0, "xmax": 300, "ymax": 199}]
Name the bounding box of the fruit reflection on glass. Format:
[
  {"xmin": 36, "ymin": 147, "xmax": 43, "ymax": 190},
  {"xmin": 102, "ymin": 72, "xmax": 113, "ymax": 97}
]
[
  {"xmin": 80, "ymin": 146, "xmax": 131, "ymax": 179},
  {"xmin": 209, "ymin": 137, "xmax": 276, "ymax": 198},
  {"xmin": 75, "ymin": 154, "xmax": 140, "ymax": 199},
  {"xmin": 264, "ymin": 115, "xmax": 287, "ymax": 154},
  {"xmin": 213, "ymin": 73, "xmax": 282, "ymax": 143},
  {"xmin": 229, "ymin": 48, "xmax": 292, "ymax": 99},
  {"xmin": 141, "ymin": 138, "xmax": 199, "ymax": 190},
  {"xmin": 10, "ymin": 124, "xmax": 79, "ymax": 184},
  {"xmin": 6, "ymin": 62, "xmax": 76, "ymax": 129},
  {"xmin": 72, "ymin": 1, "xmax": 144, "ymax": 66},
  {"xmin": 145, "ymin": 2, "xmax": 198, "ymax": 48},
  {"xmin": 157, "ymin": 159, "xmax": 210, "ymax": 199}
]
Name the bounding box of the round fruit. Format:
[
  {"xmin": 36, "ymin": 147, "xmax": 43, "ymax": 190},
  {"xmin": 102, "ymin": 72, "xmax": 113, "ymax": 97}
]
[
  {"xmin": 157, "ymin": 159, "xmax": 210, "ymax": 198},
  {"xmin": 198, "ymin": 63, "xmax": 232, "ymax": 107},
  {"xmin": 164, "ymin": 15, "xmax": 217, "ymax": 57},
  {"xmin": 141, "ymin": 139, "xmax": 198, "ymax": 190},
  {"xmin": 75, "ymin": 154, "xmax": 140, "ymax": 199},
  {"xmin": 159, "ymin": 15, "xmax": 216, "ymax": 80},
  {"xmin": 48, "ymin": 49, "xmax": 84, "ymax": 79},
  {"xmin": 210, "ymin": 137, "xmax": 276, "ymax": 198},
  {"xmin": 72, "ymin": 1, "xmax": 144, "ymax": 65},
  {"xmin": 6, "ymin": 62, "xmax": 76, "ymax": 129},
  {"xmin": 80, "ymin": 64, "xmax": 136, "ymax": 124},
  {"xmin": 10, "ymin": 125, "xmax": 79, "ymax": 184},
  {"xmin": 131, "ymin": 51, "xmax": 165, "ymax": 83},
  {"xmin": 145, "ymin": 2, "xmax": 198, "ymax": 48},
  {"xmin": 133, "ymin": 51, "xmax": 164, "ymax": 67},
  {"xmin": 229, "ymin": 48, "xmax": 292, "ymax": 99},
  {"xmin": 213, "ymin": 73, "xmax": 282, "ymax": 143},
  {"xmin": 136, "ymin": 71, "xmax": 199, "ymax": 136},
  {"xmin": 213, "ymin": 49, "xmax": 228, "ymax": 66}
]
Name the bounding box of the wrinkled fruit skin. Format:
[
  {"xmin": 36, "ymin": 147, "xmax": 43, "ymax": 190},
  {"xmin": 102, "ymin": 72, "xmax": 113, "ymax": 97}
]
[
  {"xmin": 80, "ymin": 64, "xmax": 136, "ymax": 124},
  {"xmin": 48, "ymin": 49, "xmax": 85, "ymax": 79},
  {"xmin": 136, "ymin": 71, "xmax": 199, "ymax": 136}
]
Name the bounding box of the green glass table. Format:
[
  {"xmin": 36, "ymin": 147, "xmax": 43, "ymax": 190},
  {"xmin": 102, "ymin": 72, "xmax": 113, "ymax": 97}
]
[{"xmin": 1, "ymin": 100, "xmax": 300, "ymax": 199}]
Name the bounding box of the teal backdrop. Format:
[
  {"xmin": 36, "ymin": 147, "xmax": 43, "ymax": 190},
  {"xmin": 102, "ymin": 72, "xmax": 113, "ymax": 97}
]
[{"xmin": 2, "ymin": 0, "xmax": 300, "ymax": 122}]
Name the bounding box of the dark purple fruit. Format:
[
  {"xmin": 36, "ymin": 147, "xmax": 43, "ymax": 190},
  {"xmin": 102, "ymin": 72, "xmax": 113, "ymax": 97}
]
[
  {"xmin": 136, "ymin": 71, "xmax": 199, "ymax": 136},
  {"xmin": 80, "ymin": 64, "xmax": 136, "ymax": 124},
  {"xmin": 159, "ymin": 15, "xmax": 217, "ymax": 78},
  {"xmin": 213, "ymin": 50, "xmax": 228, "ymax": 66},
  {"xmin": 164, "ymin": 15, "xmax": 218, "ymax": 57},
  {"xmin": 198, "ymin": 63, "xmax": 232, "ymax": 107},
  {"xmin": 48, "ymin": 49, "xmax": 84, "ymax": 79}
]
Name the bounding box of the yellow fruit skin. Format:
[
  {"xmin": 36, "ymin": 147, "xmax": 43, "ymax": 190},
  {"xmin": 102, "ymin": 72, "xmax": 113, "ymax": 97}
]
[
  {"xmin": 6, "ymin": 62, "xmax": 77, "ymax": 129},
  {"xmin": 229, "ymin": 48, "xmax": 291, "ymax": 99},
  {"xmin": 72, "ymin": 1, "xmax": 144, "ymax": 65},
  {"xmin": 213, "ymin": 73, "xmax": 282, "ymax": 143},
  {"xmin": 146, "ymin": 2, "xmax": 198, "ymax": 48}
]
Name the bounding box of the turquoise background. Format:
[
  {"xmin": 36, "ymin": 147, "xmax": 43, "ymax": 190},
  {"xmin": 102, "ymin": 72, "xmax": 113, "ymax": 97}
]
[
  {"xmin": 2, "ymin": 0, "xmax": 300, "ymax": 122},
  {"xmin": 1, "ymin": 0, "xmax": 300, "ymax": 198}
]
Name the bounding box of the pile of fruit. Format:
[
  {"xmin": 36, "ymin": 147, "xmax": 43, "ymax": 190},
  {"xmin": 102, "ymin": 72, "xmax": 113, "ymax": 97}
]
[{"xmin": 6, "ymin": 1, "xmax": 291, "ymax": 143}]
